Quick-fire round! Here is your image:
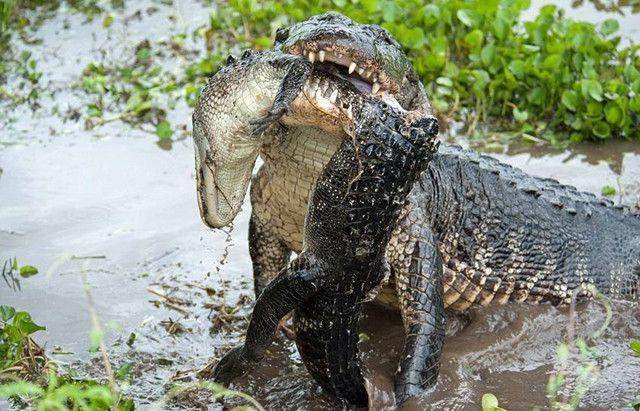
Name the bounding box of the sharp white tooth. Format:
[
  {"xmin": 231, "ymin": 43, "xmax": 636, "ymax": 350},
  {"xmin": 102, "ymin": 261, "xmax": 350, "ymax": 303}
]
[
  {"xmin": 318, "ymin": 50, "xmax": 325, "ymax": 62},
  {"xmin": 358, "ymin": 67, "xmax": 365, "ymax": 75},
  {"xmin": 346, "ymin": 106, "xmax": 353, "ymax": 120},
  {"xmin": 348, "ymin": 62, "xmax": 356, "ymax": 74},
  {"xmin": 372, "ymin": 82, "xmax": 381, "ymax": 94},
  {"xmin": 308, "ymin": 51, "xmax": 316, "ymax": 63},
  {"xmin": 364, "ymin": 70, "xmax": 372, "ymax": 78},
  {"xmin": 329, "ymin": 89, "xmax": 338, "ymax": 103}
]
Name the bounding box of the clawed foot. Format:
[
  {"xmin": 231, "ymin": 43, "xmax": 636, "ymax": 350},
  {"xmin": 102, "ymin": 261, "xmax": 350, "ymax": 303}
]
[
  {"xmin": 199, "ymin": 346, "xmax": 256, "ymax": 385},
  {"xmin": 250, "ymin": 105, "xmax": 289, "ymax": 137}
]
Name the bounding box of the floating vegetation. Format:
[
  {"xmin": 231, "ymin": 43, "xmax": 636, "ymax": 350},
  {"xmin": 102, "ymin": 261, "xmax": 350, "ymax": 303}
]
[{"xmin": 185, "ymin": 0, "xmax": 640, "ymax": 145}]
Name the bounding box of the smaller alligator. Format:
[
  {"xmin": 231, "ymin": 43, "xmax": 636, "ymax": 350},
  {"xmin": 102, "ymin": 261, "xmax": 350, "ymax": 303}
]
[{"xmin": 205, "ymin": 51, "xmax": 440, "ymax": 407}]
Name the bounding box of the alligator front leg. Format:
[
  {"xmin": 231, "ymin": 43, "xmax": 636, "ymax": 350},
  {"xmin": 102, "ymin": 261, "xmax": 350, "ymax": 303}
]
[
  {"xmin": 249, "ymin": 213, "xmax": 292, "ymax": 297},
  {"xmin": 388, "ymin": 212, "xmax": 445, "ymax": 405},
  {"xmin": 250, "ymin": 56, "xmax": 312, "ymax": 136},
  {"xmin": 210, "ymin": 256, "xmax": 324, "ymax": 384}
]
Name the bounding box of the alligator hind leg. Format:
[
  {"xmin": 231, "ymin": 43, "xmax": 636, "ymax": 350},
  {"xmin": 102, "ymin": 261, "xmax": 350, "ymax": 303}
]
[
  {"xmin": 249, "ymin": 213, "xmax": 292, "ymax": 297},
  {"xmin": 388, "ymin": 211, "xmax": 445, "ymax": 405}
]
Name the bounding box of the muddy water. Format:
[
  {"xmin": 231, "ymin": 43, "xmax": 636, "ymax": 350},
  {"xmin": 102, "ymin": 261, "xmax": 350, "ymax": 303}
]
[{"xmin": 1, "ymin": 1, "xmax": 639, "ymax": 410}]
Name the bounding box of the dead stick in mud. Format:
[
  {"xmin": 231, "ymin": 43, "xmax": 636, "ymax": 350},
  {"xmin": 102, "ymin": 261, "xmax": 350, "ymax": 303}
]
[
  {"xmin": 146, "ymin": 287, "xmax": 190, "ymax": 305},
  {"xmin": 147, "ymin": 288, "xmax": 191, "ymax": 314}
]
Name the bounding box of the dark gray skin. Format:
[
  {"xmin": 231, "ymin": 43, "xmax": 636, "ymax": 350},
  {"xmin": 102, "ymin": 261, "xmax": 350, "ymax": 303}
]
[
  {"xmin": 197, "ymin": 12, "xmax": 640, "ymax": 406},
  {"xmin": 209, "ymin": 68, "xmax": 440, "ymax": 407}
]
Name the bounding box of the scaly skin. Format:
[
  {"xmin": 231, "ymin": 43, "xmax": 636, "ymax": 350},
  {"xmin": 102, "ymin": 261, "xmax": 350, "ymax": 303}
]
[
  {"xmin": 194, "ymin": 12, "xmax": 640, "ymax": 405},
  {"xmin": 210, "ymin": 74, "xmax": 440, "ymax": 407},
  {"xmin": 193, "ymin": 48, "xmax": 440, "ymax": 406}
]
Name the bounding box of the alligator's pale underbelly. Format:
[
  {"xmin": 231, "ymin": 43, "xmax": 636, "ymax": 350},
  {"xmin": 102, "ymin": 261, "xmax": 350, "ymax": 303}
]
[{"xmin": 256, "ymin": 126, "xmax": 342, "ymax": 251}]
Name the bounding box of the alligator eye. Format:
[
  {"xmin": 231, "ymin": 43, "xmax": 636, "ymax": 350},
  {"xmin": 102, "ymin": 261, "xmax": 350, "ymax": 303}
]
[
  {"xmin": 275, "ymin": 27, "xmax": 289, "ymax": 43},
  {"xmin": 226, "ymin": 55, "xmax": 237, "ymax": 65}
]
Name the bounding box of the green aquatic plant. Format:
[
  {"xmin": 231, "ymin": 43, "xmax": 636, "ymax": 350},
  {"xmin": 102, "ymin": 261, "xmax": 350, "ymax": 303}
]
[
  {"xmin": 0, "ymin": 305, "xmax": 47, "ymax": 381},
  {"xmin": 0, "ymin": 369, "xmax": 134, "ymax": 411},
  {"xmin": 601, "ymin": 185, "xmax": 617, "ymax": 196},
  {"xmin": 79, "ymin": 47, "xmax": 182, "ymax": 141},
  {"xmin": 186, "ymin": 0, "xmax": 640, "ymax": 145},
  {"xmin": 631, "ymin": 338, "xmax": 640, "ymax": 356}
]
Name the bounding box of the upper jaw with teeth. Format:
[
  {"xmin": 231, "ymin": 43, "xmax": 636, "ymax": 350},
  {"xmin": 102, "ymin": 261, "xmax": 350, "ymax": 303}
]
[{"xmin": 302, "ymin": 48, "xmax": 386, "ymax": 95}]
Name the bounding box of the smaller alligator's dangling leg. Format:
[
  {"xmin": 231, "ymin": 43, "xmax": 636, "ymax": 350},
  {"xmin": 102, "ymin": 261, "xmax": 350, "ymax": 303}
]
[
  {"xmin": 210, "ymin": 257, "xmax": 325, "ymax": 384},
  {"xmin": 388, "ymin": 208, "xmax": 445, "ymax": 405},
  {"xmin": 249, "ymin": 213, "xmax": 292, "ymax": 297}
]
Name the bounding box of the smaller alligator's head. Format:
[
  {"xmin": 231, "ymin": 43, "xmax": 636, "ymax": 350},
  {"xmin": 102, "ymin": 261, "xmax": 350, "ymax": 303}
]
[
  {"xmin": 275, "ymin": 11, "xmax": 431, "ymax": 114},
  {"xmin": 193, "ymin": 50, "xmax": 374, "ymax": 228},
  {"xmin": 193, "ymin": 51, "xmax": 299, "ymax": 228}
]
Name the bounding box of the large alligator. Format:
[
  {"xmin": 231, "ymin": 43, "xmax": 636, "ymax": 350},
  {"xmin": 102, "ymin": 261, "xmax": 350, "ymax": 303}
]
[
  {"xmin": 194, "ymin": 48, "xmax": 440, "ymax": 406},
  {"xmin": 194, "ymin": 12, "xmax": 640, "ymax": 405}
]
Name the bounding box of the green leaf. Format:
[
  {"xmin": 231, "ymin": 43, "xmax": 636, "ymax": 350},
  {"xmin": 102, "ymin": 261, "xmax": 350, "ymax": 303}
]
[
  {"xmin": 493, "ymin": 16, "xmax": 508, "ymax": 40},
  {"xmin": 542, "ymin": 54, "xmax": 561, "ymax": 69},
  {"xmin": 561, "ymin": 90, "xmax": 580, "ymax": 111},
  {"xmin": 582, "ymin": 80, "xmax": 603, "ymax": 102},
  {"xmin": 601, "ymin": 19, "xmax": 620, "ymax": 36},
  {"xmin": 19, "ymin": 265, "xmax": 38, "ymax": 278},
  {"xmin": 631, "ymin": 339, "xmax": 640, "ymax": 356},
  {"xmin": 604, "ymin": 102, "xmax": 623, "ymax": 125},
  {"xmin": 0, "ymin": 305, "xmax": 16, "ymax": 322},
  {"xmin": 456, "ymin": 9, "xmax": 475, "ymax": 27},
  {"xmin": 481, "ymin": 44, "xmax": 496, "ymax": 66},
  {"xmin": 136, "ymin": 47, "xmax": 151, "ymax": 62},
  {"xmin": 482, "ymin": 393, "xmax": 500, "ymax": 411},
  {"xmin": 405, "ymin": 27, "xmax": 426, "ymax": 49},
  {"xmin": 435, "ymin": 77, "xmax": 453, "ymax": 87},
  {"xmin": 601, "ymin": 185, "xmax": 616, "ymax": 197},
  {"xmin": 593, "ymin": 121, "xmax": 611, "ymax": 138},
  {"xmin": 508, "ymin": 60, "xmax": 526, "ymax": 79},
  {"xmin": 587, "ymin": 101, "xmax": 603, "ymax": 118},
  {"xmin": 102, "ymin": 13, "xmax": 114, "ymax": 28},
  {"xmin": 155, "ymin": 120, "xmax": 173, "ymax": 140},
  {"xmin": 513, "ymin": 107, "xmax": 529, "ymax": 122},
  {"xmin": 464, "ymin": 29, "xmax": 484, "ymax": 48},
  {"xmin": 12, "ymin": 312, "xmax": 45, "ymax": 335}
]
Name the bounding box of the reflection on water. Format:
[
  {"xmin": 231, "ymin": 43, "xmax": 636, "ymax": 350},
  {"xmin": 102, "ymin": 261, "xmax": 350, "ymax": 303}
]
[{"xmin": 0, "ymin": 0, "xmax": 639, "ymax": 409}]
